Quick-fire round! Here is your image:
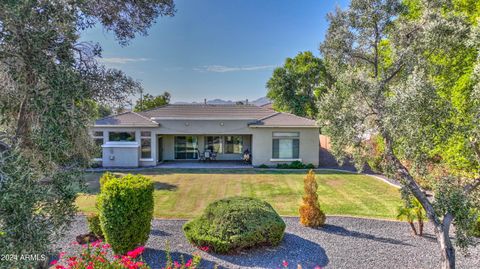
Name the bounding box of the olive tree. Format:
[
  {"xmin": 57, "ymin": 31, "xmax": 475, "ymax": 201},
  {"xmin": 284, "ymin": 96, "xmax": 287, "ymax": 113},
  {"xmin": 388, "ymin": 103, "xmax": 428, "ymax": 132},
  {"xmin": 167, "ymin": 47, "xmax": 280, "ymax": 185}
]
[
  {"xmin": 318, "ymin": 0, "xmax": 479, "ymax": 268},
  {"xmin": 0, "ymin": 1, "xmax": 174, "ymax": 268}
]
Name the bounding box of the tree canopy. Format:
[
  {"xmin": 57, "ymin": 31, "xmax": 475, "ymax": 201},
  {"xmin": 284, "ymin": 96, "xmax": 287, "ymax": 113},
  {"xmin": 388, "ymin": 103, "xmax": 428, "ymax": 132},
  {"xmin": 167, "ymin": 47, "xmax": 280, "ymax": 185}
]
[
  {"xmin": 0, "ymin": 1, "xmax": 175, "ymax": 267},
  {"xmin": 266, "ymin": 51, "xmax": 329, "ymax": 119},
  {"xmin": 318, "ymin": 0, "xmax": 479, "ymax": 268},
  {"xmin": 134, "ymin": 91, "xmax": 171, "ymax": 111}
]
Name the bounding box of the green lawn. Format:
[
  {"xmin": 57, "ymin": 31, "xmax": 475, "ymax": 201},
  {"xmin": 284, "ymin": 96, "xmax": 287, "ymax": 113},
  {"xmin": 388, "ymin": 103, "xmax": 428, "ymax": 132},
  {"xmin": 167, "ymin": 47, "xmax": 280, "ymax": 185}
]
[{"xmin": 76, "ymin": 169, "xmax": 402, "ymax": 219}]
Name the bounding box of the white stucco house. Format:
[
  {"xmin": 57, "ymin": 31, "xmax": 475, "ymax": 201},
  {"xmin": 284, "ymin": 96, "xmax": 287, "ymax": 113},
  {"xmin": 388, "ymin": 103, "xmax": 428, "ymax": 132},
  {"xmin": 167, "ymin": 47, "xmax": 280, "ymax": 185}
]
[{"xmin": 90, "ymin": 104, "xmax": 320, "ymax": 167}]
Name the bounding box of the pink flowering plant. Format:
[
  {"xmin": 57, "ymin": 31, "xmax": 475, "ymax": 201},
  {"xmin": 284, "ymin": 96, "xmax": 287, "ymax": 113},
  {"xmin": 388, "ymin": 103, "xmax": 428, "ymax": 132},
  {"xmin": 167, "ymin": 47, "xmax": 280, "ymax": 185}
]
[
  {"xmin": 50, "ymin": 240, "xmax": 148, "ymax": 269},
  {"xmin": 50, "ymin": 240, "xmax": 202, "ymax": 269}
]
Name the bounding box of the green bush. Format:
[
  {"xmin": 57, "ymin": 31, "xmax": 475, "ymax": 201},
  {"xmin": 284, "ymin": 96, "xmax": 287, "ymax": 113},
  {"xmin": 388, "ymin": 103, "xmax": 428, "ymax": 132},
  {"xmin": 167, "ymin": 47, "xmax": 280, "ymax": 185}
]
[
  {"xmin": 258, "ymin": 164, "xmax": 269, "ymax": 168},
  {"xmin": 305, "ymin": 163, "xmax": 315, "ymax": 169},
  {"xmin": 99, "ymin": 171, "xmax": 117, "ymax": 189},
  {"xmin": 472, "ymin": 216, "xmax": 480, "ymax": 237},
  {"xmin": 87, "ymin": 213, "xmax": 103, "ymax": 238},
  {"xmin": 183, "ymin": 197, "xmax": 286, "ymax": 253},
  {"xmin": 97, "ymin": 174, "xmax": 154, "ymax": 254},
  {"xmin": 276, "ymin": 163, "xmax": 290, "ymax": 169},
  {"xmin": 289, "ymin": 160, "xmax": 305, "ymax": 169},
  {"xmin": 276, "ymin": 161, "xmax": 314, "ymax": 169}
]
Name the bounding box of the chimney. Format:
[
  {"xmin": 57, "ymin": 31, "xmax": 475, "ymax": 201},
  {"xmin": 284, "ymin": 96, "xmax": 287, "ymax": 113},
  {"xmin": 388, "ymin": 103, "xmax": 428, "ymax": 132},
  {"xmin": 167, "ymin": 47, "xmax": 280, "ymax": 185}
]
[{"xmin": 204, "ymin": 98, "xmax": 207, "ymax": 105}]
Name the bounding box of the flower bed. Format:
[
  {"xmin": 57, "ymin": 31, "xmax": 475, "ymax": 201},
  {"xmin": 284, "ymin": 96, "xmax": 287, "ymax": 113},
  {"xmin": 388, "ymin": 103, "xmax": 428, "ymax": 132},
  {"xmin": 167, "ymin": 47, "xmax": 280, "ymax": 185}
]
[{"xmin": 50, "ymin": 240, "xmax": 200, "ymax": 269}]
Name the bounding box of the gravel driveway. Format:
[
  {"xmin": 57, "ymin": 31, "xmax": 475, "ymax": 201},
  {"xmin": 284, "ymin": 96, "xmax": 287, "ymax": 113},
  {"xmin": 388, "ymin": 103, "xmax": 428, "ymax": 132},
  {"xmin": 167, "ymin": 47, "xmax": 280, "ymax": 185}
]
[{"xmin": 54, "ymin": 216, "xmax": 480, "ymax": 269}]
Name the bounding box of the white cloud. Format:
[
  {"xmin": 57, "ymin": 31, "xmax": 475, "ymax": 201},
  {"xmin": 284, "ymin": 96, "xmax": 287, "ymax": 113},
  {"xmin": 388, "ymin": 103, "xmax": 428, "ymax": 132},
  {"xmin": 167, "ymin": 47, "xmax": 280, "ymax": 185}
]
[
  {"xmin": 97, "ymin": 57, "xmax": 149, "ymax": 65},
  {"xmin": 194, "ymin": 64, "xmax": 276, "ymax": 73}
]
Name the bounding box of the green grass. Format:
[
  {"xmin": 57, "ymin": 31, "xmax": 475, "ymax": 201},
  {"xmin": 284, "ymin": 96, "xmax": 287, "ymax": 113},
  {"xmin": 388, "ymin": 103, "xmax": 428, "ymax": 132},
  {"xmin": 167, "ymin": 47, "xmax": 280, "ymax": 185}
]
[{"xmin": 76, "ymin": 169, "xmax": 402, "ymax": 219}]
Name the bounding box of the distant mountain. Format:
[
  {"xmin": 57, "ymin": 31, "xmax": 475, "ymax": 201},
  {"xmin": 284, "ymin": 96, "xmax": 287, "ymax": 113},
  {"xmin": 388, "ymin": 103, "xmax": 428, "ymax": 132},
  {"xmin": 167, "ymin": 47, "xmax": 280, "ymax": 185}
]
[
  {"xmin": 174, "ymin": 96, "xmax": 271, "ymax": 106},
  {"xmin": 250, "ymin": 96, "xmax": 271, "ymax": 106}
]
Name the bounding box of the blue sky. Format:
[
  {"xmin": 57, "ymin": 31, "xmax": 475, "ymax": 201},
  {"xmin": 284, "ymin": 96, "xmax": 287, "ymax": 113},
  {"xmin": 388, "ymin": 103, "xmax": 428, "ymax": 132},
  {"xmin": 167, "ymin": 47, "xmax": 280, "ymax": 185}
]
[{"xmin": 81, "ymin": 0, "xmax": 348, "ymax": 103}]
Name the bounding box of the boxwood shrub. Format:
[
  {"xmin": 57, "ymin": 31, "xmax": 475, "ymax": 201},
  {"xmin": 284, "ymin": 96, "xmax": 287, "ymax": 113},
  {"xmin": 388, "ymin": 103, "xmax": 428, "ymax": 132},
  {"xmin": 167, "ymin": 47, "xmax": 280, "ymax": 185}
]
[
  {"xmin": 86, "ymin": 213, "xmax": 103, "ymax": 238},
  {"xmin": 183, "ymin": 196, "xmax": 286, "ymax": 253},
  {"xmin": 97, "ymin": 174, "xmax": 154, "ymax": 254}
]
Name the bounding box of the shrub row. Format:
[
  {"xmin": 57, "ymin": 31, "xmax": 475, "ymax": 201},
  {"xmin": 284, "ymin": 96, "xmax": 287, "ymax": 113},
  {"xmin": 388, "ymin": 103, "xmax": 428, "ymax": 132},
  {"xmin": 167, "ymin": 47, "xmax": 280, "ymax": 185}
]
[
  {"xmin": 258, "ymin": 161, "xmax": 315, "ymax": 169},
  {"xmin": 276, "ymin": 161, "xmax": 315, "ymax": 169}
]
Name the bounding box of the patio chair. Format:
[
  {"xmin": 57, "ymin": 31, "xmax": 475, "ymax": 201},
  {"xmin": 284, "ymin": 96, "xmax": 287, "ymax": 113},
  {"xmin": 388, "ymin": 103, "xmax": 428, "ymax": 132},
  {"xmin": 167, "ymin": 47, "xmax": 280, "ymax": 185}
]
[
  {"xmin": 204, "ymin": 150, "xmax": 211, "ymax": 161},
  {"xmin": 211, "ymin": 151, "xmax": 217, "ymax": 161},
  {"xmin": 197, "ymin": 150, "xmax": 205, "ymax": 161},
  {"xmin": 243, "ymin": 149, "xmax": 251, "ymax": 164}
]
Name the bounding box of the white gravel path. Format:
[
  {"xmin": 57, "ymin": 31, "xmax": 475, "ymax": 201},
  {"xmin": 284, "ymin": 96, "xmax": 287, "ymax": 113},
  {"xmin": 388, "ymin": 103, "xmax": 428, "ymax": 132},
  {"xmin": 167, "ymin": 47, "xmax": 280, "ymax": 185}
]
[{"xmin": 54, "ymin": 216, "xmax": 480, "ymax": 269}]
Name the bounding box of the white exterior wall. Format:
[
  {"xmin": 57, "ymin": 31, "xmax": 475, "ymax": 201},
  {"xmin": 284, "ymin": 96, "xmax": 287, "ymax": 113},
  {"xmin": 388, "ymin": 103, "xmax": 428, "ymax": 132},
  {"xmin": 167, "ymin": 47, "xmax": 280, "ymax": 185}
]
[
  {"xmin": 102, "ymin": 143, "xmax": 140, "ymax": 167},
  {"xmin": 91, "ymin": 120, "xmax": 319, "ymax": 168},
  {"xmin": 91, "ymin": 127, "xmax": 157, "ymax": 167},
  {"xmin": 249, "ymin": 127, "xmax": 320, "ymax": 167}
]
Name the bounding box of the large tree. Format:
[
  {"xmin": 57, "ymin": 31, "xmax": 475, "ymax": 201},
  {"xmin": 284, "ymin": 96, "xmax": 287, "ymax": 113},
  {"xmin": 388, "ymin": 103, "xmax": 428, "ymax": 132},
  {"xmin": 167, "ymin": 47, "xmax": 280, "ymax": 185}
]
[
  {"xmin": 266, "ymin": 51, "xmax": 329, "ymax": 119},
  {"xmin": 318, "ymin": 0, "xmax": 479, "ymax": 268},
  {"xmin": 0, "ymin": 1, "xmax": 174, "ymax": 267},
  {"xmin": 134, "ymin": 91, "xmax": 171, "ymax": 111}
]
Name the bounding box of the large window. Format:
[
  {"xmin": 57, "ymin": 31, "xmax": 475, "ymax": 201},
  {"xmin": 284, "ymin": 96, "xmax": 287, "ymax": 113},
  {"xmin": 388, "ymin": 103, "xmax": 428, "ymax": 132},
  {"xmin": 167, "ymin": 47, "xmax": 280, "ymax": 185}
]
[
  {"xmin": 272, "ymin": 132, "xmax": 299, "ymax": 159},
  {"xmin": 204, "ymin": 136, "xmax": 223, "ymax": 153},
  {"xmin": 92, "ymin": 131, "xmax": 103, "ymax": 159},
  {"xmin": 140, "ymin": 131, "xmax": 152, "ymax": 159},
  {"xmin": 224, "ymin": 136, "xmax": 243, "ymax": 154},
  {"xmin": 108, "ymin": 131, "xmax": 135, "ymax": 142},
  {"xmin": 175, "ymin": 136, "xmax": 198, "ymax": 159}
]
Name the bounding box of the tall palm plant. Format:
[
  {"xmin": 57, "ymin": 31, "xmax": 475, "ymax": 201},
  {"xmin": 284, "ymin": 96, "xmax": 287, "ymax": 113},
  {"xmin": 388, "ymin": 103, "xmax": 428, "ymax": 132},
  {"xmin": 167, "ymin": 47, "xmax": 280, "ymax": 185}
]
[{"xmin": 397, "ymin": 198, "xmax": 427, "ymax": 236}]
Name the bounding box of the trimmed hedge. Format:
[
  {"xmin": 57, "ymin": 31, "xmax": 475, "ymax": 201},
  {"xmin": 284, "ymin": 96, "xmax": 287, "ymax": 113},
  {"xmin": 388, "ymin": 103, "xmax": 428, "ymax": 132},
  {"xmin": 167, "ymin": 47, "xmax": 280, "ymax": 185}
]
[
  {"xmin": 87, "ymin": 213, "xmax": 103, "ymax": 238},
  {"xmin": 276, "ymin": 161, "xmax": 315, "ymax": 169},
  {"xmin": 97, "ymin": 174, "xmax": 154, "ymax": 254},
  {"xmin": 183, "ymin": 197, "xmax": 286, "ymax": 253}
]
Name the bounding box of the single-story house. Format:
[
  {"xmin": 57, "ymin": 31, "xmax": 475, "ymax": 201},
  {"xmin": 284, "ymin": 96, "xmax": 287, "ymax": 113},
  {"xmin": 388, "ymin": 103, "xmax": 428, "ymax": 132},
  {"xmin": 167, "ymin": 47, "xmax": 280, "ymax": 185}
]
[{"xmin": 91, "ymin": 104, "xmax": 320, "ymax": 167}]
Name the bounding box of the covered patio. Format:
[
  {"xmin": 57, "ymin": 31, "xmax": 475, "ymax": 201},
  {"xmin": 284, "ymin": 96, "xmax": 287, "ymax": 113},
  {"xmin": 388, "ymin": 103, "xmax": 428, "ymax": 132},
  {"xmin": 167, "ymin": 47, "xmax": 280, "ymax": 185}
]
[{"xmin": 156, "ymin": 160, "xmax": 253, "ymax": 169}]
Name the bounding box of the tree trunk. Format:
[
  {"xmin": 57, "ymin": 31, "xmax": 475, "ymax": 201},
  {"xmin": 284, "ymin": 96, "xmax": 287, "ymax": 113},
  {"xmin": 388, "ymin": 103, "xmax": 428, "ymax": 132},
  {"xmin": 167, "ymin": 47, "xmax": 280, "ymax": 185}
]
[
  {"xmin": 381, "ymin": 132, "xmax": 456, "ymax": 268},
  {"xmin": 418, "ymin": 219, "xmax": 424, "ymax": 236},
  {"xmin": 435, "ymin": 226, "xmax": 455, "ymax": 269},
  {"xmin": 408, "ymin": 221, "xmax": 418, "ymax": 235}
]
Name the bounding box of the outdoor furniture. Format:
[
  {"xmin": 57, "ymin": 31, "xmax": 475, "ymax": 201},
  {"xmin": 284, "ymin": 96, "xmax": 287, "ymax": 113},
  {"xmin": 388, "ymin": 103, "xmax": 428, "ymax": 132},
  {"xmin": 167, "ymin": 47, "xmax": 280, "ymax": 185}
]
[
  {"xmin": 243, "ymin": 149, "xmax": 251, "ymax": 163},
  {"xmin": 197, "ymin": 150, "xmax": 205, "ymax": 161}
]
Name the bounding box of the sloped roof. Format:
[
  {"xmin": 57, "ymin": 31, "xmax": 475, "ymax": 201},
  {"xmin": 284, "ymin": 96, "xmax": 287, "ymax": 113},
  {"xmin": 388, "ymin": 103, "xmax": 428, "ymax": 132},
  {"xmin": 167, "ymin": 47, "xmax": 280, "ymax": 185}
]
[
  {"xmin": 250, "ymin": 112, "xmax": 318, "ymax": 127},
  {"xmin": 94, "ymin": 112, "xmax": 158, "ymax": 127},
  {"xmin": 94, "ymin": 104, "xmax": 318, "ymax": 128},
  {"xmin": 259, "ymin": 102, "xmax": 274, "ymax": 110},
  {"xmin": 139, "ymin": 104, "xmax": 275, "ymax": 120}
]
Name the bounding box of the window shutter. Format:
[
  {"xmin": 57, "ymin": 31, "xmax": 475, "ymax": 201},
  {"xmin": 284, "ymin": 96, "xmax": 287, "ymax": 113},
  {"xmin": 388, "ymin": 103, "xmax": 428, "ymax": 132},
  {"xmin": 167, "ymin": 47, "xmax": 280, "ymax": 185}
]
[
  {"xmin": 293, "ymin": 139, "xmax": 299, "ymax": 158},
  {"xmin": 272, "ymin": 139, "xmax": 279, "ymax": 158}
]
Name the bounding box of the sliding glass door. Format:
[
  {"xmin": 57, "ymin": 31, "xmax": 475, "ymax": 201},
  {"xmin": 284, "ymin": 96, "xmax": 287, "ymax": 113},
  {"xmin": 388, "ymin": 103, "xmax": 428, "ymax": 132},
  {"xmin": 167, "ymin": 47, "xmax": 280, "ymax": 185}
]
[{"xmin": 174, "ymin": 136, "xmax": 198, "ymax": 159}]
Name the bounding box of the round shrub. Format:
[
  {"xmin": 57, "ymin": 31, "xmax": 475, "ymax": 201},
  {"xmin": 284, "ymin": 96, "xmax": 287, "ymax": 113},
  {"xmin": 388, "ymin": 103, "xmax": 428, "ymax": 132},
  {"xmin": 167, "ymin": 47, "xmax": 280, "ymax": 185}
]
[
  {"xmin": 183, "ymin": 197, "xmax": 286, "ymax": 253},
  {"xmin": 97, "ymin": 174, "xmax": 154, "ymax": 254},
  {"xmin": 86, "ymin": 213, "xmax": 103, "ymax": 238}
]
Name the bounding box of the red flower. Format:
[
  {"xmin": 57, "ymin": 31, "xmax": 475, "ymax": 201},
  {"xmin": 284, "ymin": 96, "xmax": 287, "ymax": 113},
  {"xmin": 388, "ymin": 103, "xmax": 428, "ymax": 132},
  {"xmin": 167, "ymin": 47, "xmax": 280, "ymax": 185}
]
[
  {"xmin": 199, "ymin": 246, "xmax": 210, "ymax": 252},
  {"xmin": 49, "ymin": 260, "xmax": 58, "ymax": 265},
  {"xmin": 282, "ymin": 260, "xmax": 288, "ymax": 268},
  {"xmin": 127, "ymin": 246, "xmax": 145, "ymax": 258},
  {"xmin": 185, "ymin": 259, "xmax": 193, "ymax": 267},
  {"xmin": 314, "ymin": 266, "xmax": 322, "ymax": 269}
]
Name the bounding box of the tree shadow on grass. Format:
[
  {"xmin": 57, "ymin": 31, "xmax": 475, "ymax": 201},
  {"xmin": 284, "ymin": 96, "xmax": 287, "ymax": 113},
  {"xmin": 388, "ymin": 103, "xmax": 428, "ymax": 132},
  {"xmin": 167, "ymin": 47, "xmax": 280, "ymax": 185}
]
[
  {"xmin": 320, "ymin": 224, "xmax": 412, "ymax": 246},
  {"xmin": 210, "ymin": 233, "xmax": 329, "ymax": 268},
  {"xmin": 153, "ymin": 182, "xmax": 177, "ymax": 191},
  {"xmin": 143, "ymin": 248, "xmax": 223, "ymax": 269}
]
